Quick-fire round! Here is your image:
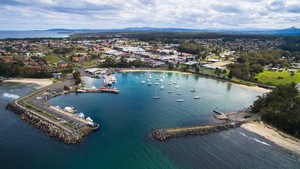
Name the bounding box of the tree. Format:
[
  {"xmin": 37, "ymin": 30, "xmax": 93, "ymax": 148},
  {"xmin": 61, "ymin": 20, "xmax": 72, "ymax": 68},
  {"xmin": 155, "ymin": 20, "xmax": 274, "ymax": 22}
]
[
  {"xmin": 228, "ymin": 70, "xmax": 233, "ymax": 78},
  {"xmin": 168, "ymin": 62, "xmax": 174, "ymax": 70},
  {"xmin": 251, "ymin": 83, "xmax": 300, "ymax": 138}
]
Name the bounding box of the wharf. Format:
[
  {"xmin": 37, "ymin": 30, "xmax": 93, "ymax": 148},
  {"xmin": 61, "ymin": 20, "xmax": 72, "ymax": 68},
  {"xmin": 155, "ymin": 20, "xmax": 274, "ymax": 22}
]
[{"xmin": 79, "ymin": 87, "xmax": 119, "ymax": 94}]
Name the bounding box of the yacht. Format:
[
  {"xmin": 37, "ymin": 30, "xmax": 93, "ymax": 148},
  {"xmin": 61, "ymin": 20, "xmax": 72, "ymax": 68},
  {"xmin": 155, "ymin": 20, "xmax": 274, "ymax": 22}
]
[
  {"xmin": 194, "ymin": 95, "xmax": 200, "ymax": 99},
  {"xmin": 176, "ymin": 99, "xmax": 184, "ymax": 102},
  {"xmin": 160, "ymin": 85, "xmax": 164, "ymax": 90},
  {"xmin": 153, "ymin": 88, "xmax": 160, "ymax": 99}
]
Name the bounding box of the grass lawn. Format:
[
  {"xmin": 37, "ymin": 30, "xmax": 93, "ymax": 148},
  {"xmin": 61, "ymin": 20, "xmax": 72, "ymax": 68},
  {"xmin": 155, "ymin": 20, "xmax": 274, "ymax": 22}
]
[
  {"xmin": 255, "ymin": 71, "xmax": 300, "ymax": 86},
  {"xmin": 45, "ymin": 55, "xmax": 61, "ymax": 64}
]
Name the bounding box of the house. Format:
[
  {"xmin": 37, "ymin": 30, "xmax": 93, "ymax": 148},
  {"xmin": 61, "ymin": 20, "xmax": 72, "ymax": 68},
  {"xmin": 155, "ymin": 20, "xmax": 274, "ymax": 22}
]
[
  {"xmin": 52, "ymin": 73, "xmax": 62, "ymax": 79},
  {"xmin": 184, "ymin": 61, "xmax": 198, "ymax": 66},
  {"xmin": 72, "ymin": 57, "xmax": 85, "ymax": 62},
  {"xmin": 57, "ymin": 61, "xmax": 68, "ymax": 69}
]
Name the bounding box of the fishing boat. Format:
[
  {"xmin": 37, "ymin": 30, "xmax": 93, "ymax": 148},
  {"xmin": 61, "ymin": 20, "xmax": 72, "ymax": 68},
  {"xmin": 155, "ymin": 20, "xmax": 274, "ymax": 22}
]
[{"xmin": 153, "ymin": 88, "xmax": 160, "ymax": 99}]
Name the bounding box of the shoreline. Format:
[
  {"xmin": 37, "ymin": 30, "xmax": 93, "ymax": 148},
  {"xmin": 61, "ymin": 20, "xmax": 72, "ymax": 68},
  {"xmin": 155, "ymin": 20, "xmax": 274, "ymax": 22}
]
[
  {"xmin": 230, "ymin": 82, "xmax": 271, "ymax": 93},
  {"xmin": 241, "ymin": 121, "xmax": 300, "ymax": 154},
  {"xmin": 3, "ymin": 78, "xmax": 54, "ymax": 88},
  {"xmin": 122, "ymin": 69, "xmax": 192, "ymax": 75},
  {"xmin": 122, "ymin": 69, "xmax": 270, "ymax": 92}
]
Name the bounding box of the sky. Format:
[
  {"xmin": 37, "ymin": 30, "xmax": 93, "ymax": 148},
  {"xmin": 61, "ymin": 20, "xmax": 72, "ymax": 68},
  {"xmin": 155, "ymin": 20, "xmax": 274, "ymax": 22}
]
[{"xmin": 0, "ymin": 0, "xmax": 299, "ymax": 30}]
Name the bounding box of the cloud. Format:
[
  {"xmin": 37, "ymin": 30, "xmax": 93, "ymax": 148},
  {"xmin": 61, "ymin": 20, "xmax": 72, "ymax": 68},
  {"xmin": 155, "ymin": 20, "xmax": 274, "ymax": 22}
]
[{"xmin": 0, "ymin": 0, "xmax": 299, "ymax": 30}]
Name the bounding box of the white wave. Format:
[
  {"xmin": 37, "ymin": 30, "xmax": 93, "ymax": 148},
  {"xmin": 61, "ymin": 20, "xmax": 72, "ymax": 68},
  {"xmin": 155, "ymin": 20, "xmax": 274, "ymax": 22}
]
[
  {"xmin": 239, "ymin": 131, "xmax": 271, "ymax": 146},
  {"xmin": 238, "ymin": 131, "xmax": 247, "ymax": 137},
  {"xmin": 252, "ymin": 138, "xmax": 271, "ymax": 146},
  {"xmin": 2, "ymin": 93, "xmax": 20, "ymax": 99}
]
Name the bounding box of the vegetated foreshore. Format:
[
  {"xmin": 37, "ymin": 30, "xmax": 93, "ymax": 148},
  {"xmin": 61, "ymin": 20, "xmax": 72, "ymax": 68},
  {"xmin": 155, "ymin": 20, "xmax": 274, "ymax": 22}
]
[{"xmin": 4, "ymin": 77, "xmax": 99, "ymax": 144}]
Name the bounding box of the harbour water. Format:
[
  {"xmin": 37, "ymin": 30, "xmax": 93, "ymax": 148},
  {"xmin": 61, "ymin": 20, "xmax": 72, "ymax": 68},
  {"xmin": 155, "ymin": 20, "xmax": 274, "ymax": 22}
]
[
  {"xmin": 0, "ymin": 30, "xmax": 69, "ymax": 39},
  {"xmin": 1, "ymin": 72, "xmax": 300, "ymax": 169}
]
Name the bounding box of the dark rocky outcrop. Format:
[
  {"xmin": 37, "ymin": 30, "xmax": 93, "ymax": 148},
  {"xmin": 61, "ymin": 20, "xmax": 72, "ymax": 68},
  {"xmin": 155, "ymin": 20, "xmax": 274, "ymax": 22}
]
[
  {"xmin": 6, "ymin": 103, "xmax": 83, "ymax": 144},
  {"xmin": 152, "ymin": 122, "xmax": 244, "ymax": 141}
]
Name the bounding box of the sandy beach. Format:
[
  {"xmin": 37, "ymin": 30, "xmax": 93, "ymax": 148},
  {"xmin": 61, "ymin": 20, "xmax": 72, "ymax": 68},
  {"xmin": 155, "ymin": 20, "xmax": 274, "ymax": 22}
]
[
  {"xmin": 231, "ymin": 83, "xmax": 271, "ymax": 93},
  {"xmin": 3, "ymin": 78, "xmax": 53, "ymax": 88},
  {"xmin": 242, "ymin": 121, "xmax": 300, "ymax": 154}
]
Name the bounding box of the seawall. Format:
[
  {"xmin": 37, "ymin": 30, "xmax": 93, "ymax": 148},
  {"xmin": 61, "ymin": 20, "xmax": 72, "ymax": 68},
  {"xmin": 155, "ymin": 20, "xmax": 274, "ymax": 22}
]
[
  {"xmin": 6, "ymin": 103, "xmax": 83, "ymax": 144},
  {"xmin": 152, "ymin": 122, "xmax": 244, "ymax": 141}
]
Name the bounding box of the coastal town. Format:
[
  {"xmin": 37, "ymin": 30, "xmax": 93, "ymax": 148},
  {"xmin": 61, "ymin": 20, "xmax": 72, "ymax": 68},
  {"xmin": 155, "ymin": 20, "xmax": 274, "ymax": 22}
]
[{"xmin": 1, "ymin": 33, "xmax": 300, "ymax": 160}]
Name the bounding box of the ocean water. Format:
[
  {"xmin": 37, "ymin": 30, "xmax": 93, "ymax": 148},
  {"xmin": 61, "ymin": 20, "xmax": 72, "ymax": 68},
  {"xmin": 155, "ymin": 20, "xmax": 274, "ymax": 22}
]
[
  {"xmin": 0, "ymin": 30, "xmax": 69, "ymax": 39},
  {"xmin": 0, "ymin": 72, "xmax": 300, "ymax": 169}
]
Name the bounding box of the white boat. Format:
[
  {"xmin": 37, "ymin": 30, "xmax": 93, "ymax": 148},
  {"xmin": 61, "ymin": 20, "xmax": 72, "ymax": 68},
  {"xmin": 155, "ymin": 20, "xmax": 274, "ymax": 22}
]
[
  {"xmin": 141, "ymin": 81, "xmax": 145, "ymax": 84},
  {"xmin": 177, "ymin": 93, "xmax": 181, "ymax": 95},
  {"xmin": 159, "ymin": 79, "xmax": 163, "ymax": 82},
  {"xmin": 160, "ymin": 85, "xmax": 164, "ymax": 90},
  {"xmin": 173, "ymin": 82, "xmax": 177, "ymax": 84},
  {"xmin": 153, "ymin": 88, "xmax": 160, "ymax": 99},
  {"xmin": 177, "ymin": 99, "xmax": 184, "ymax": 102},
  {"xmin": 175, "ymin": 85, "xmax": 180, "ymax": 88},
  {"xmin": 168, "ymin": 90, "xmax": 172, "ymax": 93},
  {"xmin": 190, "ymin": 88, "xmax": 195, "ymax": 92},
  {"xmin": 148, "ymin": 82, "xmax": 152, "ymax": 86},
  {"xmin": 194, "ymin": 96, "xmax": 200, "ymax": 99},
  {"xmin": 154, "ymin": 82, "xmax": 159, "ymax": 85},
  {"xmin": 168, "ymin": 82, "xmax": 172, "ymax": 85}
]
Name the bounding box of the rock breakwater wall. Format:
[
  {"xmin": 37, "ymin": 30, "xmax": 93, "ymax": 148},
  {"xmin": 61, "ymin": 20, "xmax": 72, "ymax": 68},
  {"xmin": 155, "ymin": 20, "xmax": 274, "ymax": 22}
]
[
  {"xmin": 152, "ymin": 122, "xmax": 244, "ymax": 141},
  {"xmin": 6, "ymin": 103, "xmax": 83, "ymax": 144}
]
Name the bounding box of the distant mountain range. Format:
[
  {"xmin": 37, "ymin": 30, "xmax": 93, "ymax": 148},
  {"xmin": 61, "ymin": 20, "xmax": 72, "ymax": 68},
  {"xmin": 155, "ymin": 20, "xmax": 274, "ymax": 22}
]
[{"xmin": 47, "ymin": 27, "xmax": 300, "ymax": 36}]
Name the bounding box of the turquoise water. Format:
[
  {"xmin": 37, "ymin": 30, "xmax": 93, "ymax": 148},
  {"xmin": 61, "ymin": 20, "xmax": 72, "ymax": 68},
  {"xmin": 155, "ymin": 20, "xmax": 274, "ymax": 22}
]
[{"xmin": 1, "ymin": 73, "xmax": 300, "ymax": 169}]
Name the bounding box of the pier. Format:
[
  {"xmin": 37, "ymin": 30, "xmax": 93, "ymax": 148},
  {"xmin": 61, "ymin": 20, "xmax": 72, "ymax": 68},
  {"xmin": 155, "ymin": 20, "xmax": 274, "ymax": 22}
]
[{"xmin": 213, "ymin": 108, "xmax": 224, "ymax": 115}]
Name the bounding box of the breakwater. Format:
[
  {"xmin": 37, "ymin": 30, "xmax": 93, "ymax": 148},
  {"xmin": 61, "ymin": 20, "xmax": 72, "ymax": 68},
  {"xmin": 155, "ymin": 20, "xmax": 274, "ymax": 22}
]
[
  {"xmin": 152, "ymin": 122, "xmax": 244, "ymax": 141},
  {"xmin": 6, "ymin": 103, "xmax": 85, "ymax": 144}
]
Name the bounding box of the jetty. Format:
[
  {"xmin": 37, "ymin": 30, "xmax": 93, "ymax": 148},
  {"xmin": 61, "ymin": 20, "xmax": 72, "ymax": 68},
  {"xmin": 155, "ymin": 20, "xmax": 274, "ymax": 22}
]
[{"xmin": 213, "ymin": 109, "xmax": 225, "ymax": 115}]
